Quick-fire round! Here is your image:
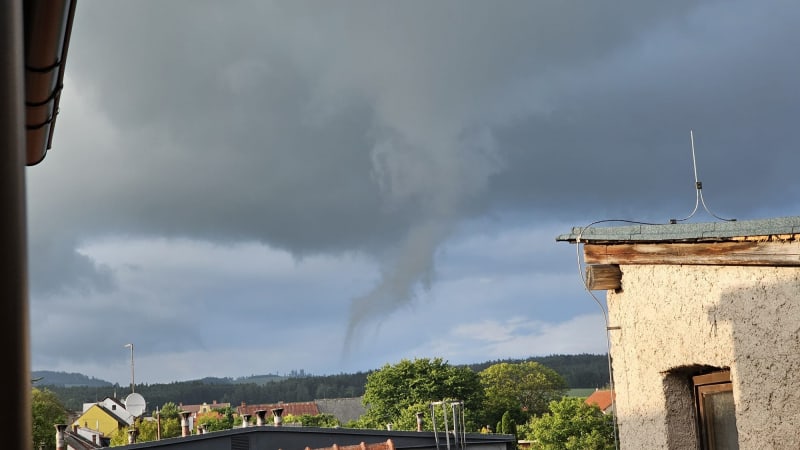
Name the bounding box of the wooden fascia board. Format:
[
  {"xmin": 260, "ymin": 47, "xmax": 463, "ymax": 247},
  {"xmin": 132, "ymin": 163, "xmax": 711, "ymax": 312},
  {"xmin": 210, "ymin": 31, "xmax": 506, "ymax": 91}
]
[{"xmin": 583, "ymin": 241, "xmax": 800, "ymax": 266}]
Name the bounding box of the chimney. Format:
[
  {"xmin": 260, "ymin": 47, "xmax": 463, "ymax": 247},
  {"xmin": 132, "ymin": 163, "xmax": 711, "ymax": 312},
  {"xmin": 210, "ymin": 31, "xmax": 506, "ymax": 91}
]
[
  {"xmin": 272, "ymin": 408, "xmax": 284, "ymax": 427},
  {"xmin": 72, "ymin": 424, "xmax": 78, "ymax": 433},
  {"xmin": 92, "ymin": 434, "xmax": 97, "ymax": 445},
  {"xmin": 416, "ymin": 412, "xmax": 424, "ymax": 432},
  {"xmin": 255, "ymin": 409, "xmax": 268, "ymax": 426},
  {"xmin": 54, "ymin": 424, "xmax": 67, "ymax": 450},
  {"xmin": 242, "ymin": 413, "xmax": 252, "ymax": 428},
  {"xmin": 180, "ymin": 411, "xmax": 192, "ymax": 437}
]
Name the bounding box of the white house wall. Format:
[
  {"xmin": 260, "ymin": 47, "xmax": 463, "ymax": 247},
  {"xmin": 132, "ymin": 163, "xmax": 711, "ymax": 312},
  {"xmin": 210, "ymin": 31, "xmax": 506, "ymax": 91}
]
[{"xmin": 607, "ymin": 263, "xmax": 800, "ymax": 449}]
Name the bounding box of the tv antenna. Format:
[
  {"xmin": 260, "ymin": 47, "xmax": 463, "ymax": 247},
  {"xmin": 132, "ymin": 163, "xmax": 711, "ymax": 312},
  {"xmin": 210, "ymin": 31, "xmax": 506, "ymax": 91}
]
[{"xmin": 670, "ymin": 129, "xmax": 736, "ymax": 224}]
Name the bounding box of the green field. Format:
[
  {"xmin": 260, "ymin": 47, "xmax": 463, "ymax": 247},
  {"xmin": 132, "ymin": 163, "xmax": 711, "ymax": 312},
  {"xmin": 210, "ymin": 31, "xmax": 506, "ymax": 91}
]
[{"xmin": 567, "ymin": 388, "xmax": 597, "ymax": 398}]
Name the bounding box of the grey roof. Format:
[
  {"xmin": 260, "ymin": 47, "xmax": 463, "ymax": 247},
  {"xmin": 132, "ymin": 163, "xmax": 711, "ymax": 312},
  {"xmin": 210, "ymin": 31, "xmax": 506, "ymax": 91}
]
[
  {"xmin": 315, "ymin": 397, "xmax": 366, "ymax": 424},
  {"xmin": 556, "ymin": 216, "xmax": 800, "ymax": 244}
]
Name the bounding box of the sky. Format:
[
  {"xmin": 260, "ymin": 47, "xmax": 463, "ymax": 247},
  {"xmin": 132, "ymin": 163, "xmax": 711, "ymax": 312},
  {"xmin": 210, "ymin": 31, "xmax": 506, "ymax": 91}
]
[{"xmin": 26, "ymin": 1, "xmax": 800, "ymax": 386}]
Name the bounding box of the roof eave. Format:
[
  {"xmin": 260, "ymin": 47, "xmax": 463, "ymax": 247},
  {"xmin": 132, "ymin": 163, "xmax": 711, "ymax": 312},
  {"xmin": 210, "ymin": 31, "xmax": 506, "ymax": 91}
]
[{"xmin": 23, "ymin": 0, "xmax": 77, "ymax": 166}]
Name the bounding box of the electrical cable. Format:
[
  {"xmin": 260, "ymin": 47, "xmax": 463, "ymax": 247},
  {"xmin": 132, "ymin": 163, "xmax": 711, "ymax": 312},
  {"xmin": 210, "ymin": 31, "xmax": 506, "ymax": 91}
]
[
  {"xmin": 574, "ymin": 219, "xmax": 664, "ymax": 450},
  {"xmin": 670, "ymin": 130, "xmax": 736, "ymax": 224}
]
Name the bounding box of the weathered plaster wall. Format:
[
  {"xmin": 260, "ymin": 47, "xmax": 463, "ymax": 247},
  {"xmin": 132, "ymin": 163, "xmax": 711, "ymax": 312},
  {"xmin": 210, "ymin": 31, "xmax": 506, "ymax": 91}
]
[{"xmin": 607, "ymin": 264, "xmax": 800, "ymax": 450}]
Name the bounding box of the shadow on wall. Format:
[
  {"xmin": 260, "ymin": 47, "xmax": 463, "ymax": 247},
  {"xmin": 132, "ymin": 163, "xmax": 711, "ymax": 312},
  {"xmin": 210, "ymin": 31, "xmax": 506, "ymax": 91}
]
[{"xmin": 709, "ymin": 276, "xmax": 800, "ymax": 448}]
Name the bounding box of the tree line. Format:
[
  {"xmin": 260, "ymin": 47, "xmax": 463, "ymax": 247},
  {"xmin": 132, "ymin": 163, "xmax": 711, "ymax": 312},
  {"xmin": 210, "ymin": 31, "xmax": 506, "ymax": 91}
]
[{"xmin": 37, "ymin": 354, "xmax": 608, "ymax": 413}]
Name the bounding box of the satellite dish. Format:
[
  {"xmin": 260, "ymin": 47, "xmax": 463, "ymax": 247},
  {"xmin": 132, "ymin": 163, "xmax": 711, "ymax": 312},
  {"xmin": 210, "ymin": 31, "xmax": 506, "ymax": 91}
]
[{"xmin": 125, "ymin": 392, "xmax": 147, "ymax": 417}]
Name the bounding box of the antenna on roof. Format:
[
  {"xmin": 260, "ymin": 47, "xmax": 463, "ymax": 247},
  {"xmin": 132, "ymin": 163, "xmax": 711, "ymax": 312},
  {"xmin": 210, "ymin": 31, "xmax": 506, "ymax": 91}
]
[{"xmin": 670, "ymin": 129, "xmax": 736, "ymax": 224}]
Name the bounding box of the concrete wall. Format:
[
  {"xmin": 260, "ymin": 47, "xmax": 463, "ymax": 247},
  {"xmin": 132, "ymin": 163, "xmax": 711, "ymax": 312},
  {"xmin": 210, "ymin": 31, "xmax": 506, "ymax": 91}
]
[{"xmin": 607, "ymin": 264, "xmax": 800, "ymax": 450}]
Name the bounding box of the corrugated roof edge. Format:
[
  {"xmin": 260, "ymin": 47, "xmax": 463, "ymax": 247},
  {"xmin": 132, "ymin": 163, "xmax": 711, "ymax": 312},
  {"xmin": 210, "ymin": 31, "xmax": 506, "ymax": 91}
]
[{"xmin": 556, "ymin": 216, "xmax": 800, "ymax": 243}]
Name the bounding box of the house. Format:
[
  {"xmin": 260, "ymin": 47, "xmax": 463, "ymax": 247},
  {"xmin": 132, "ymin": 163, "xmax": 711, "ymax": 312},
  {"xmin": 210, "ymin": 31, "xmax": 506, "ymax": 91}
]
[
  {"xmin": 63, "ymin": 424, "xmax": 111, "ymax": 449},
  {"xmin": 584, "ymin": 389, "xmax": 614, "ymax": 414},
  {"xmin": 177, "ymin": 401, "xmax": 232, "ymax": 432},
  {"xmin": 557, "ymin": 215, "xmax": 800, "ymax": 449},
  {"xmin": 71, "ymin": 396, "xmax": 136, "ymax": 442}
]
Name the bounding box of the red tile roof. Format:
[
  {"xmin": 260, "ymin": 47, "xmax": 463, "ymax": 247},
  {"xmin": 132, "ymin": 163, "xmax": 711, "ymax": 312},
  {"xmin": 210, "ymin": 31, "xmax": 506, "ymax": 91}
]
[
  {"xmin": 307, "ymin": 439, "xmax": 396, "ymax": 450},
  {"xmin": 179, "ymin": 401, "xmax": 231, "ymax": 415},
  {"xmin": 585, "ymin": 390, "xmax": 615, "ymax": 412}
]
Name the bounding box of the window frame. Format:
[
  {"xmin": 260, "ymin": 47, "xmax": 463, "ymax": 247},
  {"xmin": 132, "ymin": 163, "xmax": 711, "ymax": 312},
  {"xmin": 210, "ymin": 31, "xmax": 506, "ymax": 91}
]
[{"xmin": 693, "ymin": 370, "xmax": 738, "ymax": 450}]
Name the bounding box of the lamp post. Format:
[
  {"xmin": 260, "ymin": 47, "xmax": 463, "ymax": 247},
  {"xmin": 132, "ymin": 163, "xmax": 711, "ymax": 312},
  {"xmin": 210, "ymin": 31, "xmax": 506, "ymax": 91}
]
[{"xmin": 124, "ymin": 343, "xmax": 134, "ymax": 393}]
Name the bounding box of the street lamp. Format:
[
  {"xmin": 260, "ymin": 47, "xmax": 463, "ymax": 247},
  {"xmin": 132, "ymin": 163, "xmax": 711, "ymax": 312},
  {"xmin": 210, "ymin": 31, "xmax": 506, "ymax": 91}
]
[{"xmin": 124, "ymin": 343, "xmax": 134, "ymax": 393}]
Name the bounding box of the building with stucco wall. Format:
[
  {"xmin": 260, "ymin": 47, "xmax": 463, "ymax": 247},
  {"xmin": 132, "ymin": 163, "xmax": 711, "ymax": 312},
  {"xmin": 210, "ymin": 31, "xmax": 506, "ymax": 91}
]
[{"xmin": 557, "ymin": 216, "xmax": 800, "ymax": 450}]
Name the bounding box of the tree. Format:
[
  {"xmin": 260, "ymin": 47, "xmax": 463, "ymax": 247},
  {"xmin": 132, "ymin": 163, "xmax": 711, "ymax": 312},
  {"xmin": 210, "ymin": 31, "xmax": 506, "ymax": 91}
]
[
  {"xmin": 151, "ymin": 402, "xmax": 183, "ymax": 440},
  {"xmin": 109, "ymin": 417, "xmax": 156, "ymax": 446},
  {"xmin": 479, "ymin": 362, "xmax": 567, "ymax": 425},
  {"xmin": 197, "ymin": 405, "xmax": 236, "ymax": 431},
  {"xmin": 159, "ymin": 401, "xmax": 182, "ymax": 420},
  {"xmin": 499, "ymin": 411, "xmax": 519, "ymax": 450},
  {"xmin": 32, "ymin": 388, "xmax": 67, "ymax": 450},
  {"xmin": 521, "ymin": 397, "xmax": 615, "ymax": 450},
  {"xmin": 359, "ymin": 358, "xmax": 484, "ymax": 430},
  {"xmin": 284, "ymin": 413, "xmax": 340, "ymax": 428}
]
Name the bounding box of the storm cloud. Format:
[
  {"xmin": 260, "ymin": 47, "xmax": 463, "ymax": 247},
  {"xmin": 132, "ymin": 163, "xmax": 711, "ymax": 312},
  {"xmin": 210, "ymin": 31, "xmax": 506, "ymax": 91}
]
[{"xmin": 27, "ymin": 0, "xmax": 800, "ymax": 383}]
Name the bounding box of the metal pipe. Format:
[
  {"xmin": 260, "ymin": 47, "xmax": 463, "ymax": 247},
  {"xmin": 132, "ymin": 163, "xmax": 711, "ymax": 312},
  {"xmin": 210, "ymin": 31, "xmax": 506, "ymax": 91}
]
[
  {"xmin": 1, "ymin": 2, "xmax": 32, "ymax": 449},
  {"xmin": 450, "ymin": 402, "xmax": 459, "ymax": 448},
  {"xmin": 180, "ymin": 411, "xmax": 192, "ymax": 437},
  {"xmin": 125, "ymin": 343, "xmax": 135, "ymax": 393},
  {"xmin": 55, "ymin": 424, "xmax": 67, "ymax": 450},
  {"xmin": 441, "ymin": 402, "xmax": 450, "ymax": 450},
  {"xmin": 272, "ymin": 408, "xmax": 284, "ymax": 427},
  {"xmin": 430, "ymin": 402, "xmax": 440, "ymax": 450}
]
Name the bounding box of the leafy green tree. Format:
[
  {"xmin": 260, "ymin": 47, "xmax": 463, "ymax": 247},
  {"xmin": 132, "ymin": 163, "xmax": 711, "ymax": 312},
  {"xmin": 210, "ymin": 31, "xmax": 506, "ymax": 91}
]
[
  {"xmin": 109, "ymin": 418, "xmax": 153, "ymax": 446},
  {"xmin": 500, "ymin": 410, "xmax": 516, "ymax": 434},
  {"xmin": 197, "ymin": 405, "xmax": 236, "ymax": 431},
  {"xmin": 522, "ymin": 397, "xmax": 615, "ymax": 450},
  {"xmin": 499, "ymin": 411, "xmax": 519, "ymax": 450},
  {"xmin": 480, "ymin": 362, "xmax": 567, "ymax": 425},
  {"xmin": 284, "ymin": 413, "xmax": 340, "ymax": 428},
  {"xmin": 109, "ymin": 408, "xmax": 187, "ymax": 446},
  {"xmin": 32, "ymin": 388, "xmax": 67, "ymax": 450},
  {"xmin": 159, "ymin": 401, "xmax": 182, "ymax": 420},
  {"xmin": 148, "ymin": 402, "xmax": 184, "ymax": 440},
  {"xmin": 133, "ymin": 419, "xmax": 160, "ymax": 442},
  {"xmin": 388, "ymin": 402, "xmax": 430, "ymax": 431},
  {"xmin": 360, "ymin": 358, "xmax": 484, "ymax": 430}
]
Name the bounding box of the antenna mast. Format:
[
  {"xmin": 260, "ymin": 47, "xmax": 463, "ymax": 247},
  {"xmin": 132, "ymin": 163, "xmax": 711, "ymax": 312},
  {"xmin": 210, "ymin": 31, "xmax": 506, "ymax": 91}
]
[
  {"xmin": 670, "ymin": 130, "xmax": 736, "ymax": 224},
  {"xmin": 124, "ymin": 343, "xmax": 135, "ymax": 394}
]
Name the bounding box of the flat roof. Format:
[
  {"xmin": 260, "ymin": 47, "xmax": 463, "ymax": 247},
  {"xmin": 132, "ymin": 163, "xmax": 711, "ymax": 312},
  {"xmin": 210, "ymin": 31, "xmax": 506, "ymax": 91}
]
[{"xmin": 556, "ymin": 216, "xmax": 800, "ymax": 244}]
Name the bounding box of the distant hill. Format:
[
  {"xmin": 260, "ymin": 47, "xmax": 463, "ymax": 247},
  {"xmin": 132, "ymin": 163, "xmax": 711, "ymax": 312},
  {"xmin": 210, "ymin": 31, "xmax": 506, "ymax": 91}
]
[
  {"xmin": 32, "ymin": 371, "xmax": 113, "ymax": 388},
  {"xmin": 467, "ymin": 353, "xmax": 611, "ymax": 389},
  {"xmin": 33, "ymin": 372, "xmax": 291, "ymax": 389},
  {"xmin": 199, "ymin": 374, "xmax": 288, "ymax": 385},
  {"xmin": 34, "ymin": 354, "xmax": 609, "ymax": 390}
]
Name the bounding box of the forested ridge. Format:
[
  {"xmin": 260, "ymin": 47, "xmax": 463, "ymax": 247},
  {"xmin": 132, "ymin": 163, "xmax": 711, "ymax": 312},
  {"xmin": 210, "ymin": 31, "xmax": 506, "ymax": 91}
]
[{"xmin": 36, "ymin": 354, "xmax": 609, "ymax": 412}]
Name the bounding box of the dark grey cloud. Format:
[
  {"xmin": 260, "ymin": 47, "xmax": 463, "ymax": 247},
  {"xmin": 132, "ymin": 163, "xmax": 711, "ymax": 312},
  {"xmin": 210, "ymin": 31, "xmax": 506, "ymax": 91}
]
[{"xmin": 26, "ymin": 0, "xmax": 800, "ymax": 380}]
